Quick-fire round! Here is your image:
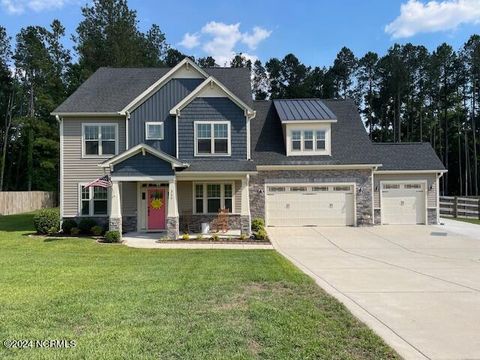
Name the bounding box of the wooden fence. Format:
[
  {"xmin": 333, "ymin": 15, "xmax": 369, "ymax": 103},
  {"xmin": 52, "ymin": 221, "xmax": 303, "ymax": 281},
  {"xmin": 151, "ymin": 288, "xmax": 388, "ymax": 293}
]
[
  {"xmin": 0, "ymin": 191, "xmax": 57, "ymax": 215},
  {"xmin": 440, "ymin": 196, "xmax": 480, "ymax": 219}
]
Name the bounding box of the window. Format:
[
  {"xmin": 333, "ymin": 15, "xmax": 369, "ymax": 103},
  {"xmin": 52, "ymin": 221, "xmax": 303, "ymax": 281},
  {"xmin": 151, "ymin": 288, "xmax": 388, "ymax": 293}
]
[
  {"xmin": 291, "ymin": 131, "xmax": 302, "ymax": 151},
  {"xmin": 290, "ymin": 186, "xmax": 307, "ymax": 192},
  {"xmin": 194, "ymin": 183, "xmax": 234, "ymax": 214},
  {"xmin": 316, "ymin": 130, "xmax": 326, "ymax": 150},
  {"xmin": 80, "ymin": 185, "xmax": 108, "ymax": 216},
  {"xmin": 145, "ymin": 122, "xmax": 164, "ymax": 140},
  {"xmin": 404, "ymin": 183, "xmax": 422, "ymax": 189},
  {"xmin": 304, "ymin": 131, "xmax": 314, "ymax": 151},
  {"xmin": 289, "ymin": 128, "xmax": 329, "ymax": 154},
  {"xmin": 268, "ymin": 186, "xmax": 286, "ymax": 193},
  {"xmin": 195, "ymin": 122, "xmax": 230, "ymax": 155},
  {"xmin": 83, "ymin": 124, "xmax": 117, "ymax": 156},
  {"xmin": 384, "ymin": 184, "xmax": 400, "ymax": 190},
  {"xmin": 312, "ymin": 186, "xmax": 329, "ymax": 192},
  {"xmin": 333, "ymin": 185, "xmax": 351, "ymax": 192}
]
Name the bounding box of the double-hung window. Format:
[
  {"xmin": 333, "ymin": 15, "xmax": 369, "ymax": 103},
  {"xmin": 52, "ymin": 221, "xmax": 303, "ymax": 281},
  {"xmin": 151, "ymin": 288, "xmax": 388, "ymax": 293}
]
[
  {"xmin": 291, "ymin": 131, "xmax": 302, "ymax": 151},
  {"xmin": 195, "ymin": 121, "xmax": 230, "ymax": 156},
  {"xmin": 194, "ymin": 183, "xmax": 234, "ymax": 214},
  {"xmin": 83, "ymin": 124, "xmax": 117, "ymax": 156},
  {"xmin": 80, "ymin": 185, "xmax": 108, "ymax": 216},
  {"xmin": 145, "ymin": 122, "xmax": 164, "ymax": 140},
  {"xmin": 316, "ymin": 130, "xmax": 326, "ymax": 150}
]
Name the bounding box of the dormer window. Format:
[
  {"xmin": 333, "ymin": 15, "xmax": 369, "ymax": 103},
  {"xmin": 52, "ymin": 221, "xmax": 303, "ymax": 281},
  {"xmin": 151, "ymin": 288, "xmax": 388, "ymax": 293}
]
[{"xmin": 286, "ymin": 125, "xmax": 331, "ymax": 156}]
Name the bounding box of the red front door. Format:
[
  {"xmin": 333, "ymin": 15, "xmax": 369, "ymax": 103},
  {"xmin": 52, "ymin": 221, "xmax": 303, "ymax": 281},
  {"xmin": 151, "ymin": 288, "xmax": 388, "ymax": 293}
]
[{"xmin": 147, "ymin": 188, "xmax": 166, "ymax": 230}]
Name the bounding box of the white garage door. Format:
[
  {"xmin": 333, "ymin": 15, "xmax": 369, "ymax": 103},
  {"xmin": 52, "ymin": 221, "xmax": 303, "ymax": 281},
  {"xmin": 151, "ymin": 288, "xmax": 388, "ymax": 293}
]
[
  {"xmin": 266, "ymin": 184, "xmax": 355, "ymax": 226},
  {"xmin": 382, "ymin": 182, "xmax": 426, "ymax": 225}
]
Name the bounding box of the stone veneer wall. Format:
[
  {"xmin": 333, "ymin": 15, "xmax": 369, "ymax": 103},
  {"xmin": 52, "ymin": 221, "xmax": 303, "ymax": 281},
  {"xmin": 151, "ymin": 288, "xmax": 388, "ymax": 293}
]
[{"xmin": 249, "ymin": 169, "xmax": 374, "ymax": 226}]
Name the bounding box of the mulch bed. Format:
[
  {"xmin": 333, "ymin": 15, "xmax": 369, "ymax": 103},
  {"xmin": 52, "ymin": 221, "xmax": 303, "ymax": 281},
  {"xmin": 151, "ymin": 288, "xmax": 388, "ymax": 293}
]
[{"xmin": 156, "ymin": 239, "xmax": 271, "ymax": 245}]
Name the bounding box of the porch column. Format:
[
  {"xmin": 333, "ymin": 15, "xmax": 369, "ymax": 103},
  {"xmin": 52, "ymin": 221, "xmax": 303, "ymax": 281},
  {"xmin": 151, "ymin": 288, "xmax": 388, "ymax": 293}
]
[
  {"xmin": 166, "ymin": 179, "xmax": 179, "ymax": 239},
  {"xmin": 109, "ymin": 181, "xmax": 122, "ymax": 236},
  {"xmin": 240, "ymin": 175, "xmax": 251, "ymax": 235}
]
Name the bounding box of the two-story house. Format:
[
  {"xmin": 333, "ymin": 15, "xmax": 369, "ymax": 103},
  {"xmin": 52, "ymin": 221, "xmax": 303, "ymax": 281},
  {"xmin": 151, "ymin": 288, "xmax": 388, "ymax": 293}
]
[{"xmin": 52, "ymin": 58, "xmax": 446, "ymax": 239}]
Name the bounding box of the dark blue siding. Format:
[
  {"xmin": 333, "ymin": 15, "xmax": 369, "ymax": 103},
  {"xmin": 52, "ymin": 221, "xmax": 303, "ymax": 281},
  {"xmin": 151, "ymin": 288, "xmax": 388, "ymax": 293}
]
[
  {"xmin": 113, "ymin": 153, "xmax": 174, "ymax": 176},
  {"xmin": 129, "ymin": 78, "xmax": 203, "ymax": 156},
  {"xmin": 178, "ymin": 97, "xmax": 247, "ymax": 160}
]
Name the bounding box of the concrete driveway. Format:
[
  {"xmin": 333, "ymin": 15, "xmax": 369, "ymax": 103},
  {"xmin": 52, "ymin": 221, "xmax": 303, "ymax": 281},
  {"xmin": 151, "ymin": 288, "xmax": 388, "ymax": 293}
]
[{"xmin": 268, "ymin": 219, "xmax": 480, "ymax": 360}]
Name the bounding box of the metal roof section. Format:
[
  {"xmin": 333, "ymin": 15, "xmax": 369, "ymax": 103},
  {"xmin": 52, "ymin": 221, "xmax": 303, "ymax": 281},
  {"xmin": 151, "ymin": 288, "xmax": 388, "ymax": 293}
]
[{"xmin": 273, "ymin": 99, "xmax": 337, "ymax": 122}]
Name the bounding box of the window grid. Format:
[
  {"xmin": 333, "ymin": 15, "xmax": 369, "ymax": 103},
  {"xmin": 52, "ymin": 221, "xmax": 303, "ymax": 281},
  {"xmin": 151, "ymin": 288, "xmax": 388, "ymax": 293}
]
[
  {"xmin": 80, "ymin": 185, "xmax": 108, "ymax": 216},
  {"xmin": 195, "ymin": 122, "xmax": 230, "ymax": 156},
  {"xmin": 194, "ymin": 183, "xmax": 234, "ymax": 214},
  {"xmin": 291, "ymin": 129, "xmax": 328, "ymax": 152},
  {"xmin": 83, "ymin": 124, "xmax": 117, "ymax": 156}
]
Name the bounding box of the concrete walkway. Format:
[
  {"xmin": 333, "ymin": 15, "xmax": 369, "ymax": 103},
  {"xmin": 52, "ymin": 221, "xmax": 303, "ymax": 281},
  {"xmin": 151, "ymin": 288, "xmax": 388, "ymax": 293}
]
[{"xmin": 268, "ymin": 221, "xmax": 480, "ymax": 360}]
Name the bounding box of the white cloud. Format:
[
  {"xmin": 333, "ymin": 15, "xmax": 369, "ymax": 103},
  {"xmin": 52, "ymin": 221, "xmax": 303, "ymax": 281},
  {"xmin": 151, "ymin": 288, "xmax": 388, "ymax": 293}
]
[
  {"xmin": 178, "ymin": 21, "xmax": 271, "ymax": 66},
  {"xmin": 179, "ymin": 32, "xmax": 200, "ymax": 49},
  {"xmin": 1, "ymin": 0, "xmax": 67, "ymax": 14},
  {"xmin": 242, "ymin": 26, "xmax": 272, "ymax": 49},
  {"xmin": 385, "ymin": 0, "xmax": 480, "ymax": 38}
]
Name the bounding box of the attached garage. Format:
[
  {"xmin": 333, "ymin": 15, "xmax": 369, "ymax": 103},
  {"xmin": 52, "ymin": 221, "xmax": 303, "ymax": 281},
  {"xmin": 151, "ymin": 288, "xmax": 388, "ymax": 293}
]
[
  {"xmin": 265, "ymin": 184, "xmax": 355, "ymax": 226},
  {"xmin": 381, "ymin": 182, "xmax": 427, "ymax": 225}
]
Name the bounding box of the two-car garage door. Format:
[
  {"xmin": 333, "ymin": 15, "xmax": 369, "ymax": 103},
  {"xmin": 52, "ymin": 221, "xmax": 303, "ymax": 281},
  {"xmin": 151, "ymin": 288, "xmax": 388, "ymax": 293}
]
[{"xmin": 266, "ymin": 184, "xmax": 355, "ymax": 226}]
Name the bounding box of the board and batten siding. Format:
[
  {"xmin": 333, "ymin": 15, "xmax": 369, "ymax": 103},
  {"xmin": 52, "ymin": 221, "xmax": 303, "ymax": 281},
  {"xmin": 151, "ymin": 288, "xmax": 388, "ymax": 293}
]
[
  {"xmin": 62, "ymin": 117, "xmax": 126, "ymax": 217},
  {"xmin": 373, "ymin": 173, "xmax": 437, "ymax": 208},
  {"xmin": 177, "ymin": 180, "xmax": 242, "ymax": 214},
  {"xmin": 129, "ymin": 78, "xmax": 203, "ymax": 156},
  {"xmin": 177, "ymin": 97, "xmax": 247, "ymax": 160}
]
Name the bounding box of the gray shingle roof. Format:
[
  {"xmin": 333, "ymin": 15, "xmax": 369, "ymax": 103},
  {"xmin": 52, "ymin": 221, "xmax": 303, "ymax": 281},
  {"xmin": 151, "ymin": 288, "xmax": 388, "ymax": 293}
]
[
  {"xmin": 273, "ymin": 99, "xmax": 337, "ymax": 121},
  {"xmin": 252, "ymin": 99, "xmax": 379, "ymax": 166},
  {"xmin": 372, "ymin": 143, "xmax": 446, "ymax": 171},
  {"xmin": 53, "ymin": 67, "xmax": 252, "ymax": 113},
  {"xmin": 251, "ymin": 99, "xmax": 445, "ymax": 171}
]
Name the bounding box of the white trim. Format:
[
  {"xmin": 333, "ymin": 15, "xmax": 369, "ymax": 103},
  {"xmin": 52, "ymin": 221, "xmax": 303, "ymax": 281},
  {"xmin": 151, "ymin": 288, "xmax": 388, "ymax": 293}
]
[
  {"xmin": 192, "ymin": 181, "xmax": 236, "ymax": 215},
  {"xmin": 264, "ymin": 182, "xmax": 357, "ymax": 227},
  {"xmin": 125, "ymin": 111, "xmax": 130, "ymax": 150},
  {"xmin": 374, "ymin": 170, "xmax": 447, "ymax": 174},
  {"xmin": 145, "ymin": 121, "xmax": 165, "ymax": 140},
  {"xmin": 257, "ymin": 164, "xmax": 382, "ymax": 171},
  {"xmin": 371, "ymin": 168, "xmax": 375, "ymax": 224},
  {"xmin": 111, "ymin": 175, "xmax": 175, "ymax": 182},
  {"xmin": 280, "ymin": 119, "xmax": 337, "ymax": 124},
  {"xmin": 81, "ymin": 123, "xmax": 119, "ymax": 158},
  {"xmin": 59, "ymin": 117, "xmax": 64, "ymax": 219},
  {"xmin": 51, "ymin": 112, "xmax": 123, "ymax": 117},
  {"xmin": 169, "ymin": 76, "xmax": 255, "ymax": 118},
  {"xmin": 77, "ymin": 183, "xmax": 110, "ymax": 217},
  {"xmin": 379, "ymin": 180, "xmax": 428, "ymax": 225},
  {"xmin": 100, "ymin": 143, "xmax": 188, "ymax": 168},
  {"xmin": 121, "ymin": 58, "xmax": 209, "ymax": 113},
  {"xmin": 194, "ymin": 121, "xmax": 231, "ymax": 157},
  {"xmin": 246, "ymin": 116, "xmax": 251, "ymax": 160},
  {"xmin": 176, "ymin": 171, "xmax": 256, "ymax": 180},
  {"xmin": 175, "ymin": 114, "xmax": 179, "ymax": 158}
]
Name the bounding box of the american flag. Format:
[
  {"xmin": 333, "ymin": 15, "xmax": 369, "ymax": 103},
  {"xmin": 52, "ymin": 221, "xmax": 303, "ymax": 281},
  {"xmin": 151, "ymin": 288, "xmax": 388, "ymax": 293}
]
[{"xmin": 85, "ymin": 175, "xmax": 112, "ymax": 188}]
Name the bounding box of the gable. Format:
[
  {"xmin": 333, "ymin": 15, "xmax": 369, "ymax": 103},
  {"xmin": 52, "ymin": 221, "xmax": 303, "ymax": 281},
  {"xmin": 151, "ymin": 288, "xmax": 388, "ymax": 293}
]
[{"xmin": 112, "ymin": 152, "xmax": 175, "ymax": 177}]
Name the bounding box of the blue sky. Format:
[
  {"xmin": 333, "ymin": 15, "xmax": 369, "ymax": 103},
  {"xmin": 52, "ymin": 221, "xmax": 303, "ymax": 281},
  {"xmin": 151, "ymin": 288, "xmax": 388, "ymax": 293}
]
[{"xmin": 2, "ymin": 0, "xmax": 480, "ymax": 66}]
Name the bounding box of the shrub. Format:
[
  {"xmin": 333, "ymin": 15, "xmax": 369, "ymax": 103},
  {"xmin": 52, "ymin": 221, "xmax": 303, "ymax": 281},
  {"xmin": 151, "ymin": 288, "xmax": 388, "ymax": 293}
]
[
  {"xmin": 91, "ymin": 225, "xmax": 104, "ymax": 236},
  {"xmin": 33, "ymin": 209, "xmax": 60, "ymax": 235},
  {"xmin": 181, "ymin": 233, "xmax": 190, "ymax": 241},
  {"xmin": 70, "ymin": 227, "xmax": 80, "ymax": 236},
  {"xmin": 251, "ymin": 218, "xmax": 265, "ymax": 232},
  {"xmin": 104, "ymin": 230, "xmax": 121, "ymax": 243},
  {"xmin": 239, "ymin": 233, "xmax": 248, "ymax": 241},
  {"xmin": 61, "ymin": 219, "xmax": 77, "ymax": 234},
  {"xmin": 255, "ymin": 229, "xmax": 268, "ymax": 240},
  {"xmin": 78, "ymin": 218, "xmax": 97, "ymax": 234},
  {"xmin": 211, "ymin": 234, "xmax": 220, "ymax": 241},
  {"xmin": 196, "ymin": 233, "xmax": 204, "ymax": 240}
]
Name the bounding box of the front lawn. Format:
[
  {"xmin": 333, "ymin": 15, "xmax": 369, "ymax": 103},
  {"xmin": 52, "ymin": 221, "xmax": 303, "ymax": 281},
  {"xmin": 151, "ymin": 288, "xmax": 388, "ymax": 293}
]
[
  {"xmin": 449, "ymin": 217, "xmax": 480, "ymax": 226},
  {"xmin": 0, "ymin": 212, "xmax": 398, "ymax": 359}
]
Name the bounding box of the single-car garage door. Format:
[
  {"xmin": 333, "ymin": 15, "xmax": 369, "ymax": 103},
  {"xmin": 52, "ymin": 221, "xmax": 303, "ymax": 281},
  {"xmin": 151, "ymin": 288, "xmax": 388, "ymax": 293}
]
[
  {"xmin": 266, "ymin": 184, "xmax": 355, "ymax": 226},
  {"xmin": 381, "ymin": 182, "xmax": 426, "ymax": 224}
]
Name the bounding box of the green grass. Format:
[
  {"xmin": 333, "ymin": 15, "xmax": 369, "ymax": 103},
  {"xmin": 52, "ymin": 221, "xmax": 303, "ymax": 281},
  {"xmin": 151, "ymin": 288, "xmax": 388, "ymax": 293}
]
[
  {"xmin": 0, "ymin": 212, "xmax": 398, "ymax": 359},
  {"xmin": 450, "ymin": 217, "xmax": 480, "ymax": 226}
]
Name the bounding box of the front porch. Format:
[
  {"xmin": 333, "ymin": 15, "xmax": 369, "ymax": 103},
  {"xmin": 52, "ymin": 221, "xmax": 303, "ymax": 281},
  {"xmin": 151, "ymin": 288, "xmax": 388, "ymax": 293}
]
[{"xmin": 108, "ymin": 177, "xmax": 252, "ymax": 239}]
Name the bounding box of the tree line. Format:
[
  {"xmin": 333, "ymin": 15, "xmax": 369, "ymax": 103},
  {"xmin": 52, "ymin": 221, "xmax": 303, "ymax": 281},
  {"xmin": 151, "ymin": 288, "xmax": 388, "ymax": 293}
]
[{"xmin": 0, "ymin": 0, "xmax": 479, "ymax": 196}]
